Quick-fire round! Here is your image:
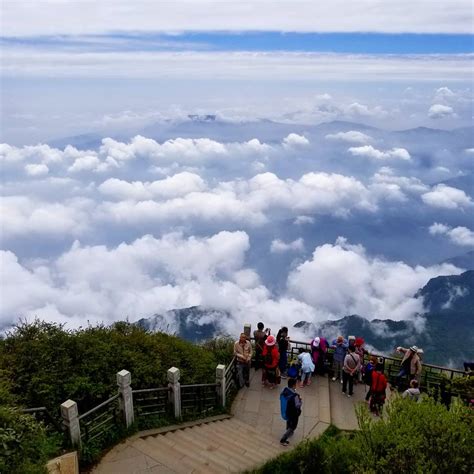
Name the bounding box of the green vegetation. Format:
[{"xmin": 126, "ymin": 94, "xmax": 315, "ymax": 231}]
[
  {"xmin": 0, "ymin": 319, "xmax": 234, "ymax": 471},
  {"xmin": 252, "ymin": 397, "xmax": 474, "ymax": 474}
]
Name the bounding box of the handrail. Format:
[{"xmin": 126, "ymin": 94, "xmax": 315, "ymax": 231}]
[
  {"xmin": 181, "ymin": 383, "xmax": 218, "ymax": 388},
  {"xmin": 20, "ymin": 406, "xmax": 48, "ymax": 413},
  {"xmin": 132, "ymin": 387, "xmax": 169, "ymax": 394},
  {"xmin": 224, "ymin": 356, "xmax": 237, "ymax": 378},
  {"xmin": 78, "ymin": 394, "xmax": 119, "ymax": 420}
]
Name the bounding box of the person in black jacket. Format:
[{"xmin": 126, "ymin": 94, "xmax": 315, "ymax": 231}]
[{"xmin": 280, "ymin": 378, "xmax": 302, "ymax": 446}]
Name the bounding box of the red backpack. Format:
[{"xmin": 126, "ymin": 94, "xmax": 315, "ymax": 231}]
[{"xmin": 371, "ymin": 371, "xmax": 387, "ymax": 393}]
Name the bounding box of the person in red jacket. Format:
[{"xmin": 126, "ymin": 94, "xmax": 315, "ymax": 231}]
[
  {"xmin": 370, "ymin": 359, "xmax": 388, "ymax": 416},
  {"xmin": 262, "ymin": 335, "xmax": 280, "ymax": 389}
]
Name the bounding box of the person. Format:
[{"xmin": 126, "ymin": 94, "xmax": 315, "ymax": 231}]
[
  {"xmin": 363, "ymin": 355, "xmax": 378, "ymax": 402},
  {"xmin": 403, "ymin": 379, "xmax": 421, "ymax": 401},
  {"xmin": 234, "ymin": 333, "xmax": 252, "ymax": 388},
  {"xmin": 348, "ymin": 335, "xmax": 356, "ymax": 350},
  {"xmin": 331, "ymin": 336, "xmax": 348, "ymax": 383},
  {"xmin": 276, "ymin": 326, "xmax": 290, "ymax": 378},
  {"xmin": 311, "ymin": 336, "xmax": 328, "ymax": 376},
  {"xmin": 370, "ymin": 360, "xmax": 388, "ymax": 416},
  {"xmin": 396, "ymin": 345, "xmax": 422, "ymax": 388},
  {"xmin": 342, "ymin": 346, "xmax": 361, "ymax": 397},
  {"xmin": 253, "ymin": 322, "xmax": 267, "ymax": 371},
  {"xmin": 262, "ymin": 335, "xmax": 280, "ymax": 389},
  {"xmin": 298, "ymin": 348, "xmax": 315, "ymax": 388},
  {"xmin": 279, "ymin": 378, "xmax": 303, "ymax": 446}
]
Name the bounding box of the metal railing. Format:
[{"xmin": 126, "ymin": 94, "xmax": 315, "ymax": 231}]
[
  {"xmin": 224, "ymin": 356, "xmax": 238, "ymax": 404},
  {"xmin": 78, "ymin": 394, "xmax": 121, "ymax": 443},
  {"xmin": 132, "ymin": 387, "xmax": 171, "ymax": 418},
  {"xmin": 181, "ymin": 383, "xmax": 219, "ymax": 415},
  {"xmin": 20, "ymin": 406, "xmax": 63, "ymax": 434}
]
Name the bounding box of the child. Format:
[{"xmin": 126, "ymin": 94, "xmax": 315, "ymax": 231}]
[
  {"xmin": 279, "ymin": 378, "xmax": 303, "ymax": 446},
  {"xmin": 298, "ymin": 348, "xmax": 315, "ymax": 388},
  {"xmin": 402, "ymin": 379, "xmax": 421, "ymax": 401}
]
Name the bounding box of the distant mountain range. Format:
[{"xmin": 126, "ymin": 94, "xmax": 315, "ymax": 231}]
[{"xmin": 136, "ymin": 270, "xmax": 473, "ymax": 368}]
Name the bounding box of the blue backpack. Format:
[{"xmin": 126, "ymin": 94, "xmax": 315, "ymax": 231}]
[
  {"xmin": 280, "ymin": 389, "xmax": 295, "ymax": 420},
  {"xmin": 288, "ymin": 365, "xmax": 298, "ymax": 378}
]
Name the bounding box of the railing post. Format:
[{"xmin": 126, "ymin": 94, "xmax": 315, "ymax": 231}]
[
  {"xmin": 168, "ymin": 367, "xmax": 181, "ymax": 419},
  {"xmin": 117, "ymin": 369, "xmax": 134, "ymax": 428},
  {"xmin": 243, "ymin": 323, "xmax": 251, "ymax": 339},
  {"xmin": 61, "ymin": 399, "xmax": 81, "ymax": 448},
  {"xmin": 216, "ymin": 364, "xmax": 226, "ymax": 408}
]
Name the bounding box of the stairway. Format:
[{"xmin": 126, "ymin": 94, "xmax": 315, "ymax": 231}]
[{"xmin": 128, "ymin": 417, "xmax": 282, "ymax": 473}]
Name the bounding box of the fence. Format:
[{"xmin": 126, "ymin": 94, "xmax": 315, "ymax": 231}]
[
  {"xmin": 60, "ymin": 364, "xmax": 229, "ymax": 451},
  {"xmin": 20, "ymin": 406, "xmax": 63, "ymax": 434}
]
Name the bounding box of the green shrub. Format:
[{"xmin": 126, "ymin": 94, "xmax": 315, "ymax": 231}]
[{"xmin": 0, "ymin": 407, "xmax": 61, "ymax": 474}]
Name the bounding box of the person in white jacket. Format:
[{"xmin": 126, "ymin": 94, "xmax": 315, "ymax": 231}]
[{"xmin": 298, "ymin": 348, "xmax": 315, "ymax": 388}]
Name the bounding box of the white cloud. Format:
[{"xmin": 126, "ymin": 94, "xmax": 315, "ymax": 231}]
[
  {"xmin": 428, "ymin": 104, "xmax": 455, "ymax": 119},
  {"xmin": 325, "ymin": 131, "xmax": 372, "ymax": 144},
  {"xmin": 287, "ymin": 237, "xmax": 462, "ymax": 320},
  {"xmin": 348, "ymin": 145, "xmax": 411, "ymax": 161},
  {"xmin": 270, "ymin": 238, "xmax": 305, "ymax": 254},
  {"xmin": 344, "ymin": 102, "xmax": 388, "ymax": 119},
  {"xmin": 3, "ymin": 1, "xmax": 471, "ymax": 36},
  {"xmin": 294, "ymin": 216, "xmax": 315, "ymax": 225},
  {"xmin": 421, "ymin": 184, "xmax": 473, "ymax": 210},
  {"xmin": 282, "ymin": 133, "xmax": 310, "ymax": 149},
  {"xmin": 429, "ymin": 222, "xmax": 474, "ymax": 246},
  {"xmin": 25, "ymin": 163, "xmax": 49, "ymax": 176}
]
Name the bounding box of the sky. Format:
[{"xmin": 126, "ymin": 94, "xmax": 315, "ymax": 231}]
[{"xmin": 1, "ymin": 0, "xmax": 473, "ymax": 337}]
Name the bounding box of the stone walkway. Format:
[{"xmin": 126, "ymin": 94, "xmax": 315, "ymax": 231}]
[
  {"xmin": 92, "ymin": 369, "xmax": 365, "ymax": 473},
  {"xmin": 231, "ymin": 368, "xmax": 331, "ymax": 444}
]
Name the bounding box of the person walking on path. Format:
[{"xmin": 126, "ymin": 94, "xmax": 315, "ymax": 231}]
[
  {"xmin": 331, "ymin": 336, "xmax": 348, "ymax": 383},
  {"xmin": 277, "ymin": 327, "xmax": 290, "ymax": 378},
  {"xmin": 262, "ymin": 335, "xmax": 280, "ymax": 389},
  {"xmin": 279, "ymin": 378, "xmax": 303, "ymax": 446},
  {"xmin": 342, "ymin": 346, "xmax": 361, "ymax": 397},
  {"xmin": 234, "ymin": 333, "xmax": 252, "ymax": 388},
  {"xmin": 298, "ymin": 348, "xmax": 315, "ymax": 388},
  {"xmin": 253, "ymin": 322, "xmax": 268, "ymax": 371},
  {"xmin": 370, "ymin": 360, "xmax": 388, "ymax": 416},
  {"xmin": 396, "ymin": 345, "xmax": 422, "ymax": 388},
  {"xmin": 311, "ymin": 336, "xmax": 328, "ymax": 375}
]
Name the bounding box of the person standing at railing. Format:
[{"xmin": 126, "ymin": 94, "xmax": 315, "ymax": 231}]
[
  {"xmin": 262, "ymin": 335, "xmax": 280, "ymax": 389},
  {"xmin": 395, "ymin": 346, "xmax": 422, "ymax": 389},
  {"xmin": 311, "ymin": 336, "xmax": 328, "ymax": 376},
  {"xmin": 342, "ymin": 346, "xmax": 361, "ymax": 397},
  {"xmin": 253, "ymin": 322, "xmax": 268, "ymax": 371},
  {"xmin": 331, "ymin": 336, "xmax": 348, "ymax": 383},
  {"xmin": 369, "ymin": 360, "xmax": 388, "ymax": 416},
  {"xmin": 277, "ymin": 327, "xmax": 291, "ymax": 378},
  {"xmin": 234, "ymin": 333, "xmax": 252, "ymax": 388}
]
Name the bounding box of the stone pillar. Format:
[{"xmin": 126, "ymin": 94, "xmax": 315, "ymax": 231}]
[
  {"xmin": 167, "ymin": 367, "xmax": 181, "ymax": 419},
  {"xmin": 216, "ymin": 364, "xmax": 226, "ymax": 408},
  {"xmin": 243, "ymin": 323, "xmax": 251, "ymax": 339},
  {"xmin": 117, "ymin": 369, "xmax": 134, "ymax": 428},
  {"xmin": 61, "ymin": 399, "xmax": 81, "ymax": 448}
]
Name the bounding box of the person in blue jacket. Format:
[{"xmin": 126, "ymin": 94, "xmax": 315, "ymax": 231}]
[
  {"xmin": 279, "ymin": 378, "xmax": 302, "ymax": 446},
  {"xmin": 331, "ymin": 335, "xmax": 348, "ymax": 383}
]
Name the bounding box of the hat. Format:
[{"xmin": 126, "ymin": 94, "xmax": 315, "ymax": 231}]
[
  {"xmin": 410, "ymin": 345, "xmax": 419, "ymax": 353},
  {"xmin": 355, "ymin": 337, "xmax": 365, "ymax": 346},
  {"xmin": 348, "ymin": 335, "xmax": 356, "ymax": 341},
  {"xmin": 313, "ymin": 337, "xmax": 320, "ymax": 347},
  {"xmin": 265, "ymin": 335, "xmax": 276, "ymax": 346}
]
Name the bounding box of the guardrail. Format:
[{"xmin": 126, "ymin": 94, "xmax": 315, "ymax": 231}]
[
  {"xmin": 181, "ymin": 383, "xmax": 219, "ymax": 415},
  {"xmin": 224, "ymin": 356, "xmax": 238, "ymax": 405},
  {"xmin": 132, "ymin": 387, "xmax": 171, "ymax": 418},
  {"xmin": 78, "ymin": 394, "xmax": 120, "ymax": 443},
  {"xmin": 20, "ymin": 406, "xmax": 64, "ymax": 434}
]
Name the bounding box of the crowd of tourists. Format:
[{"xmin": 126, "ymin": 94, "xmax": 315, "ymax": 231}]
[{"xmin": 234, "ymin": 323, "xmax": 426, "ymax": 445}]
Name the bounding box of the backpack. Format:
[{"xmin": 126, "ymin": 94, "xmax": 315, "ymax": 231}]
[
  {"xmin": 288, "ymin": 365, "xmax": 298, "ymax": 378},
  {"xmin": 280, "ymin": 390, "xmax": 296, "ymax": 420},
  {"xmin": 372, "ymin": 371, "xmax": 387, "ymax": 393},
  {"xmin": 264, "ymin": 349, "xmax": 274, "ymax": 367}
]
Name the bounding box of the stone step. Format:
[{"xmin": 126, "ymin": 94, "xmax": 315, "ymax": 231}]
[
  {"xmin": 169, "ymin": 428, "xmax": 244, "ymax": 472},
  {"xmin": 197, "ymin": 422, "xmax": 275, "ymax": 463},
  {"xmin": 156, "ymin": 431, "xmax": 226, "ymax": 474},
  {"xmin": 224, "ymin": 418, "xmax": 282, "ymax": 451}
]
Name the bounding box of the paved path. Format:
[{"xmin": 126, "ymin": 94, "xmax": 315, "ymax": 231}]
[
  {"xmin": 231, "ymin": 368, "xmax": 331, "ymax": 444},
  {"xmin": 92, "ymin": 369, "xmax": 366, "ymax": 473}
]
